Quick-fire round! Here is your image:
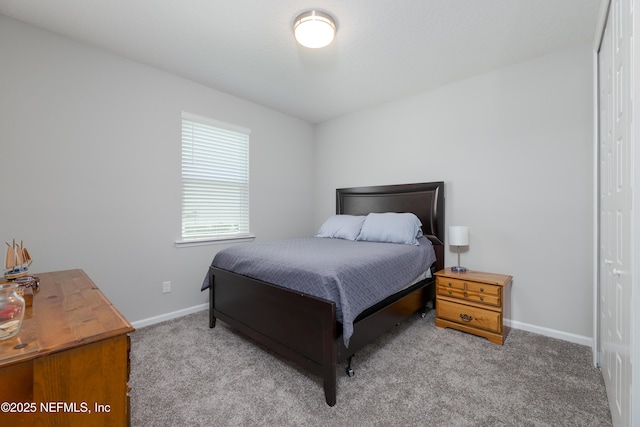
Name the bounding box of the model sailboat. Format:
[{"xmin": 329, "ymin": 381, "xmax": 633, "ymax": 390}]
[{"xmin": 5, "ymin": 239, "xmax": 32, "ymax": 280}]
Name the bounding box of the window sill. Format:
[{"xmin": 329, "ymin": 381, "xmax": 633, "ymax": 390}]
[{"xmin": 175, "ymin": 235, "xmax": 256, "ymax": 248}]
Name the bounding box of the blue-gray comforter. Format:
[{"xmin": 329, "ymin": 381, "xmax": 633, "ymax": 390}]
[{"xmin": 202, "ymin": 236, "xmax": 436, "ymax": 346}]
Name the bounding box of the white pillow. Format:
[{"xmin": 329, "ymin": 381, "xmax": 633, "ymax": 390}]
[
  {"xmin": 315, "ymin": 215, "xmax": 366, "ymax": 241},
  {"xmin": 356, "ymin": 212, "xmax": 423, "ymax": 245}
]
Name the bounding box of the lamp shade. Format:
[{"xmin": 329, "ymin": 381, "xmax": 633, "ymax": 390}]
[
  {"xmin": 449, "ymin": 226, "xmax": 469, "ymax": 246},
  {"xmin": 293, "ymin": 10, "xmax": 336, "ymax": 48}
]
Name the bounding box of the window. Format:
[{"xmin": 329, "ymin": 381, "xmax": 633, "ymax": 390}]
[{"xmin": 179, "ymin": 112, "xmax": 251, "ymax": 244}]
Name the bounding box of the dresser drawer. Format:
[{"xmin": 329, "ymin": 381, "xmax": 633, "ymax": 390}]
[
  {"xmin": 466, "ymin": 281, "xmax": 499, "ymax": 296},
  {"xmin": 436, "ymin": 277, "xmax": 466, "ymax": 290},
  {"xmin": 436, "ymin": 299, "xmax": 501, "ymax": 333}
]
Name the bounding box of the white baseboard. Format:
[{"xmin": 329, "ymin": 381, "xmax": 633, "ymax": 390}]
[
  {"xmin": 507, "ymin": 318, "xmax": 593, "ymax": 347},
  {"xmin": 131, "ymin": 304, "xmax": 593, "ymax": 348},
  {"xmin": 131, "ymin": 303, "xmax": 208, "ymax": 329}
]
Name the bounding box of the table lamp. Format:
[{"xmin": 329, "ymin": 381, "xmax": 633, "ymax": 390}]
[{"xmin": 449, "ymin": 226, "xmax": 469, "ymax": 272}]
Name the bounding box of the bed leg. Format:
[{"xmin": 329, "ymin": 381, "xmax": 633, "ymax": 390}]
[
  {"xmin": 420, "ymin": 294, "xmax": 437, "ymax": 318},
  {"xmin": 322, "ymin": 347, "xmax": 337, "ymax": 406},
  {"xmin": 323, "ymin": 371, "xmax": 337, "ymax": 407},
  {"xmin": 422, "ymin": 296, "xmax": 436, "ymax": 318},
  {"xmin": 346, "ymin": 354, "xmax": 355, "ymax": 377},
  {"xmin": 209, "ymin": 286, "xmax": 216, "ymax": 328},
  {"xmin": 321, "ymin": 315, "xmax": 337, "ymax": 407}
]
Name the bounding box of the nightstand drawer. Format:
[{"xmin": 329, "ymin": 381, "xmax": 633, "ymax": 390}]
[
  {"xmin": 436, "ymin": 299, "xmax": 501, "ymax": 333},
  {"xmin": 437, "ymin": 286, "xmax": 465, "ymax": 299},
  {"xmin": 436, "ymin": 277, "xmax": 466, "ymax": 290},
  {"xmin": 466, "ymin": 281, "xmax": 499, "ymax": 295},
  {"xmin": 466, "ymin": 292, "xmax": 500, "ymax": 306}
]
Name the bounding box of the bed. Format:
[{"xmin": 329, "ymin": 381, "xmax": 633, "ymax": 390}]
[{"xmin": 202, "ymin": 181, "xmax": 444, "ymax": 406}]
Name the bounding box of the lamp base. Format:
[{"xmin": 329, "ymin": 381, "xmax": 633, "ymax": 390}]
[{"xmin": 451, "ymin": 266, "xmax": 467, "ymax": 272}]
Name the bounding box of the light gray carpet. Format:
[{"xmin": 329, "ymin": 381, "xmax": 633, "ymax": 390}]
[{"xmin": 130, "ymin": 309, "xmax": 612, "ymax": 426}]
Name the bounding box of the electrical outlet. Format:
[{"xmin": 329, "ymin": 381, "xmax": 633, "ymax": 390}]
[{"xmin": 162, "ymin": 281, "xmax": 171, "ymax": 293}]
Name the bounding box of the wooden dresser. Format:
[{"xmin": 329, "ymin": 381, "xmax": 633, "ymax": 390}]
[
  {"xmin": 0, "ymin": 269, "xmax": 134, "ymax": 426},
  {"xmin": 434, "ymin": 268, "xmax": 512, "ymax": 345}
]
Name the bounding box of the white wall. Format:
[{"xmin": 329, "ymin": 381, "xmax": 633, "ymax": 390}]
[
  {"xmin": 314, "ymin": 45, "xmax": 594, "ymax": 342},
  {"xmin": 0, "ymin": 16, "xmax": 315, "ymax": 324},
  {"xmin": 0, "ymin": 14, "xmax": 595, "ymax": 343}
]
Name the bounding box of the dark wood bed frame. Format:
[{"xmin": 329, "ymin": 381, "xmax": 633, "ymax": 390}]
[{"xmin": 208, "ymin": 181, "xmax": 444, "ymax": 406}]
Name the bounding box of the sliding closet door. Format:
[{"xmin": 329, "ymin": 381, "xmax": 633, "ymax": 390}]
[{"xmin": 597, "ymin": 1, "xmax": 632, "ymax": 426}]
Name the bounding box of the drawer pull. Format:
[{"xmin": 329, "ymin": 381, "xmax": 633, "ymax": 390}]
[
  {"xmin": 460, "ymin": 314, "xmax": 473, "ymax": 322},
  {"xmin": 448, "ymin": 290, "xmax": 452, "ymax": 294},
  {"xmin": 448, "ymin": 282, "xmax": 453, "ymax": 287},
  {"xmin": 480, "ymin": 287, "xmax": 484, "ymax": 292},
  {"xmin": 480, "ymin": 296, "xmax": 484, "ymax": 301}
]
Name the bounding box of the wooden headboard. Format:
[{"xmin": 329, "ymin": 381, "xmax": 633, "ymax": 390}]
[{"xmin": 336, "ymin": 181, "xmax": 445, "ymax": 272}]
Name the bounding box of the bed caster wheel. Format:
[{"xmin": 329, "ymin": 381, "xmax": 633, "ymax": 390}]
[
  {"xmin": 421, "ymin": 311, "xmax": 427, "ymax": 318},
  {"xmin": 346, "ymin": 355, "xmax": 355, "ymax": 377}
]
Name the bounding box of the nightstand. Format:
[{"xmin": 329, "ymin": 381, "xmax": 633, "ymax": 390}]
[{"xmin": 434, "ymin": 268, "xmax": 512, "ymax": 345}]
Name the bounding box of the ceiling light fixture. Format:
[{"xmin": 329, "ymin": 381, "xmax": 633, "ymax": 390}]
[{"xmin": 293, "ymin": 10, "xmax": 337, "ymax": 49}]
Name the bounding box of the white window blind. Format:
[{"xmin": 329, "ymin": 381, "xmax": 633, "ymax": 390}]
[{"xmin": 181, "ymin": 112, "xmax": 250, "ymax": 242}]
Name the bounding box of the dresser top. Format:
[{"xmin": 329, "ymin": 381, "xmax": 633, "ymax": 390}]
[
  {"xmin": 435, "ymin": 268, "xmax": 513, "ymax": 286},
  {"xmin": 0, "ymin": 269, "xmax": 134, "ymax": 366}
]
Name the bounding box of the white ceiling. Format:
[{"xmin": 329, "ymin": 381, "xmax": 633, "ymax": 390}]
[{"xmin": 0, "ymin": 0, "xmax": 601, "ymax": 123}]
